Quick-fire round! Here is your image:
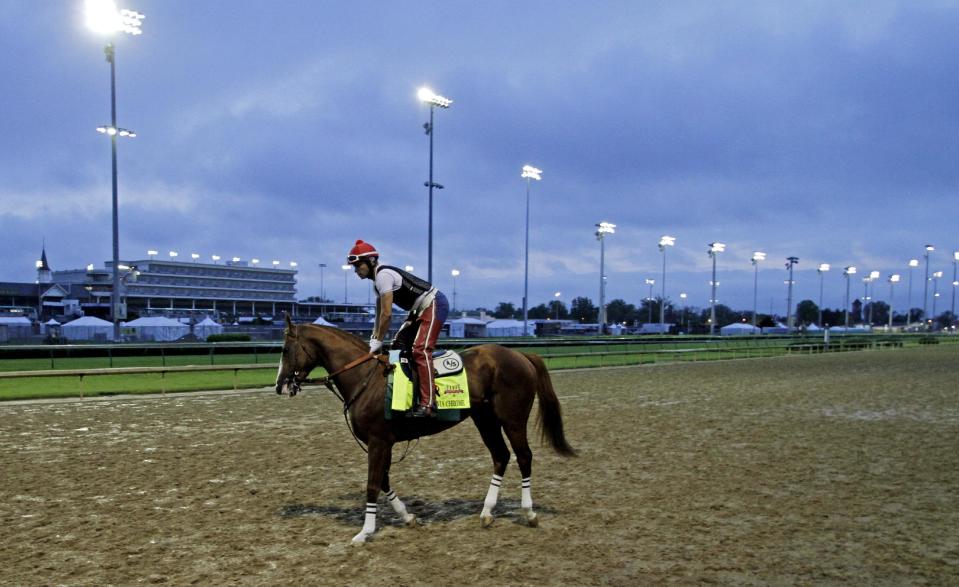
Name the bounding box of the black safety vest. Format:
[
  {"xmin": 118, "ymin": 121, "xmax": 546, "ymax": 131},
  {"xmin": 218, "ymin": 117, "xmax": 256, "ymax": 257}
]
[{"xmin": 374, "ymin": 265, "xmax": 433, "ymax": 311}]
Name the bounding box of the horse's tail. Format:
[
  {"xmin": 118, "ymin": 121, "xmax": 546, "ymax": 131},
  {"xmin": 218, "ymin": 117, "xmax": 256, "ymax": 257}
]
[{"xmin": 522, "ymin": 352, "xmax": 576, "ymax": 457}]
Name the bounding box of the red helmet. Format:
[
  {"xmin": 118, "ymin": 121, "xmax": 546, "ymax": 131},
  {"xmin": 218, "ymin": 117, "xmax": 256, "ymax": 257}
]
[{"xmin": 347, "ymin": 240, "xmax": 379, "ymax": 264}]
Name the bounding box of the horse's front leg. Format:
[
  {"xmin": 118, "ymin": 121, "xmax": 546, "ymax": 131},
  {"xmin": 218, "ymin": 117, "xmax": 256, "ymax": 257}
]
[
  {"xmin": 352, "ymin": 440, "xmax": 391, "ymax": 543},
  {"xmin": 382, "ymin": 452, "xmax": 417, "ymax": 527}
]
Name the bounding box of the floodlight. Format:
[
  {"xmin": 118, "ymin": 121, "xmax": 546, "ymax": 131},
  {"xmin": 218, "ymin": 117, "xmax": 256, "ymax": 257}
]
[
  {"xmin": 869, "ymin": 270, "xmax": 880, "ymax": 280},
  {"xmin": 417, "ymin": 87, "xmax": 452, "ymax": 108},
  {"xmin": 232, "ymin": 257, "xmax": 241, "ymax": 263},
  {"xmin": 212, "ymin": 255, "xmax": 221, "ymax": 262},
  {"xmin": 147, "ymin": 249, "xmax": 158, "ymax": 256},
  {"xmin": 659, "ymin": 235, "xmax": 675, "ymax": 247},
  {"xmin": 709, "ymin": 242, "xmax": 725, "ymax": 253},
  {"xmin": 405, "ymin": 265, "xmax": 414, "ymax": 272},
  {"xmin": 451, "ymin": 269, "xmax": 460, "ymax": 277},
  {"xmin": 844, "ymin": 266, "xmax": 857, "ymax": 275},
  {"xmin": 752, "ymin": 251, "xmax": 766, "ymax": 262},
  {"xmin": 595, "ymin": 222, "xmax": 616, "ymax": 235},
  {"xmin": 87, "ymin": 264, "xmax": 95, "ymax": 271},
  {"xmin": 168, "ymin": 251, "xmax": 178, "ymax": 258},
  {"xmin": 926, "ymin": 244, "xmax": 935, "ymax": 252},
  {"xmin": 251, "ymin": 259, "xmax": 260, "ymax": 265},
  {"xmin": 272, "ymin": 260, "xmax": 280, "ymax": 266},
  {"xmin": 909, "ymin": 259, "xmax": 920, "ymax": 267},
  {"xmin": 191, "ymin": 253, "xmax": 200, "ymax": 260},
  {"xmin": 521, "ymin": 165, "xmax": 542, "ymax": 180},
  {"xmin": 290, "ymin": 262, "xmax": 298, "ymax": 268},
  {"xmin": 890, "ymin": 274, "xmax": 901, "ymax": 283},
  {"xmin": 818, "ymin": 263, "xmax": 830, "ymax": 272}
]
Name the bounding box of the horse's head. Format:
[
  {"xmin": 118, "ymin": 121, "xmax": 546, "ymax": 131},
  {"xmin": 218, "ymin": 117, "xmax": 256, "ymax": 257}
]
[{"xmin": 275, "ymin": 314, "xmax": 314, "ymax": 396}]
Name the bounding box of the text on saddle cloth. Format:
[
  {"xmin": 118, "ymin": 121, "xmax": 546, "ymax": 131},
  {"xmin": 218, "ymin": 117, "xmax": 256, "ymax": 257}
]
[{"xmin": 388, "ymin": 350, "xmax": 470, "ymax": 411}]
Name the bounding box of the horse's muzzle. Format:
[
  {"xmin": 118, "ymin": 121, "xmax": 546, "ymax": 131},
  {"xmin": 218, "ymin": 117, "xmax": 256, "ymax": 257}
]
[{"xmin": 277, "ymin": 375, "xmax": 302, "ymax": 396}]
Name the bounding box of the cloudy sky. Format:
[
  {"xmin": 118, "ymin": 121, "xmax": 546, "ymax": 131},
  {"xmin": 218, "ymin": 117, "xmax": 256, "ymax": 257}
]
[{"xmin": 2, "ymin": 1, "xmax": 957, "ymax": 316}]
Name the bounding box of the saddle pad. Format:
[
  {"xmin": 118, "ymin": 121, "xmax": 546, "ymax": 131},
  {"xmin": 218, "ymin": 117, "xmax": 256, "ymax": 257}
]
[{"xmin": 388, "ymin": 358, "xmax": 471, "ymax": 412}]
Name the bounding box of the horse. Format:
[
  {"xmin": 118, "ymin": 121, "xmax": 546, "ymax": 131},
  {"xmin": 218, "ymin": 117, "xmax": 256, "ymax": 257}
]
[{"xmin": 275, "ymin": 315, "xmax": 576, "ymax": 543}]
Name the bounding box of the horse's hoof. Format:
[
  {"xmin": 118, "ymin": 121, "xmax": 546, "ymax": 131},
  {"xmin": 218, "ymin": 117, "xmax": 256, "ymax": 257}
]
[
  {"xmin": 405, "ymin": 514, "xmax": 418, "ymax": 527},
  {"xmin": 526, "ymin": 511, "xmax": 538, "ymax": 527},
  {"xmin": 480, "ymin": 514, "xmax": 494, "ymax": 528},
  {"xmin": 351, "ymin": 532, "xmax": 370, "ymax": 543}
]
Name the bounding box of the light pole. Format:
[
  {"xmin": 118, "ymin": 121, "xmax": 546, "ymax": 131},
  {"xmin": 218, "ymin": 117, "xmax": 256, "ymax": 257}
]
[
  {"xmin": 645, "ymin": 278, "xmax": 655, "ymax": 324},
  {"xmin": 866, "ymin": 270, "xmax": 880, "ymax": 326},
  {"xmin": 751, "ymin": 252, "xmax": 765, "ymax": 327},
  {"xmin": 817, "ymin": 263, "xmax": 830, "ymax": 327},
  {"xmin": 679, "ymin": 292, "xmax": 688, "ymax": 333},
  {"xmin": 907, "ymin": 259, "xmax": 919, "ymax": 327},
  {"xmin": 932, "ymin": 270, "xmax": 943, "ymax": 325},
  {"xmin": 418, "ymin": 86, "xmax": 452, "ymax": 283},
  {"xmin": 318, "ymin": 263, "xmax": 327, "ymax": 301},
  {"xmin": 87, "ymin": 0, "xmax": 144, "ymax": 341},
  {"xmin": 521, "ymin": 165, "xmax": 542, "ymax": 337},
  {"xmin": 952, "ymin": 251, "xmax": 959, "ymax": 320},
  {"xmin": 923, "ymin": 244, "xmax": 934, "ymax": 326},
  {"xmin": 888, "ymin": 274, "xmax": 900, "ymax": 329},
  {"xmin": 658, "ymin": 236, "xmax": 675, "ymax": 332},
  {"xmin": 785, "ymin": 256, "xmax": 799, "ymax": 331},
  {"xmin": 553, "ymin": 291, "xmax": 562, "ymax": 320},
  {"xmin": 708, "ymin": 242, "xmax": 725, "ymax": 335},
  {"xmin": 451, "ymin": 269, "xmax": 460, "ymax": 315},
  {"xmin": 843, "ymin": 266, "xmax": 857, "ymax": 328},
  {"xmin": 341, "ymin": 264, "xmax": 350, "ymax": 303},
  {"xmin": 595, "ymin": 222, "xmax": 615, "ymax": 332}
]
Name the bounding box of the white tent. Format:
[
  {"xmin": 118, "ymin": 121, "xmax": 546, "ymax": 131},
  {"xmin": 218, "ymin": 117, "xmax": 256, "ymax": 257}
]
[
  {"xmin": 0, "ymin": 316, "xmax": 33, "ymax": 341},
  {"xmin": 194, "ymin": 317, "xmax": 224, "ymax": 340},
  {"xmin": 61, "ymin": 316, "xmax": 113, "ymax": 340},
  {"xmin": 40, "ymin": 318, "xmax": 61, "ymax": 335},
  {"xmin": 123, "ymin": 316, "xmax": 189, "ymax": 342},
  {"xmin": 720, "ymin": 322, "xmax": 761, "ymax": 336},
  {"xmin": 485, "ymin": 319, "xmax": 532, "ymax": 337},
  {"xmin": 312, "ymin": 316, "xmax": 337, "ymax": 327},
  {"xmin": 447, "ymin": 317, "xmax": 487, "ymax": 338}
]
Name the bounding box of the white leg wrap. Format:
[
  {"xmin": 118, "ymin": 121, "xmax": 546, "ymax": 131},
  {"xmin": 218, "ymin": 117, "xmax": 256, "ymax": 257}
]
[
  {"xmin": 352, "ymin": 502, "xmax": 377, "ymax": 543},
  {"xmin": 386, "ymin": 490, "xmax": 415, "ymax": 523},
  {"xmin": 521, "ymin": 477, "xmax": 533, "ymax": 510},
  {"xmin": 481, "ymin": 474, "xmax": 503, "ymax": 518}
]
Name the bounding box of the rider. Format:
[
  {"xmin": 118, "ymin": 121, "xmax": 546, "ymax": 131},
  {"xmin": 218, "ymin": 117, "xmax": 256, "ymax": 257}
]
[{"xmin": 347, "ymin": 240, "xmax": 449, "ymax": 418}]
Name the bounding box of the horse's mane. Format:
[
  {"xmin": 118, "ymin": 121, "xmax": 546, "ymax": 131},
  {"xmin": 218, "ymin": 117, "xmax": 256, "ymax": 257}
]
[{"xmin": 298, "ymin": 323, "xmax": 367, "ymax": 353}]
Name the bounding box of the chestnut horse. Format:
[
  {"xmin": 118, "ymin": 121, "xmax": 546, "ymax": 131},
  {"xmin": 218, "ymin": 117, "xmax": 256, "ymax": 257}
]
[{"xmin": 275, "ymin": 317, "xmax": 575, "ymax": 542}]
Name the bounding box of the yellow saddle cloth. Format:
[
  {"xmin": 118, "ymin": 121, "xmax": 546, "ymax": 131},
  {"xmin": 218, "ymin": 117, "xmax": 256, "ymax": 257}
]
[{"xmin": 390, "ymin": 355, "xmax": 471, "ymax": 411}]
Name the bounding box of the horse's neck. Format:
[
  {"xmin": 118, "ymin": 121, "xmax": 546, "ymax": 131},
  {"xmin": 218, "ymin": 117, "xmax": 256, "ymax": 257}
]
[{"xmin": 304, "ymin": 329, "xmax": 370, "ymax": 394}]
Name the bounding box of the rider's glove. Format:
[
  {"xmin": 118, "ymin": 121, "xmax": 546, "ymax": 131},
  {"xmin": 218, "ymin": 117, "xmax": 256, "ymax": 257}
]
[{"xmin": 369, "ymin": 337, "xmax": 383, "ymax": 353}]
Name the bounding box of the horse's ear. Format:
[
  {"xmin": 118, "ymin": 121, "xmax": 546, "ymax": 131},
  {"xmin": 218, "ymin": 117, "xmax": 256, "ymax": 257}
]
[{"xmin": 284, "ymin": 313, "xmax": 296, "ymax": 337}]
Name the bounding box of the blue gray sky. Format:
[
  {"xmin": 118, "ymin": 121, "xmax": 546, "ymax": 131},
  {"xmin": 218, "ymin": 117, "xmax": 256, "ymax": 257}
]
[{"xmin": 1, "ymin": 1, "xmax": 957, "ymax": 315}]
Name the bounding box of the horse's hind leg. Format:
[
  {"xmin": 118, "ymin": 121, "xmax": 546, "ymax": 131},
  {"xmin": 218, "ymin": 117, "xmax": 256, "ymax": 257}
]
[
  {"xmin": 381, "ymin": 453, "xmax": 416, "ymax": 527},
  {"xmin": 474, "ymin": 414, "xmax": 511, "ymax": 527},
  {"xmin": 503, "ymin": 422, "xmax": 538, "ymax": 527}
]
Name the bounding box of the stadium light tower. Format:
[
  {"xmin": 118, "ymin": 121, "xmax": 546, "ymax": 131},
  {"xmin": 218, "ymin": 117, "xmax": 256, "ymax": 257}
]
[
  {"xmin": 907, "ymin": 258, "xmax": 919, "ymax": 327},
  {"xmin": 147, "ymin": 249, "xmax": 157, "ymax": 259},
  {"xmin": 680, "ymin": 292, "xmax": 688, "ymax": 332},
  {"xmin": 86, "ymin": 0, "xmax": 144, "ymax": 341},
  {"xmin": 418, "ymin": 86, "xmax": 452, "ymax": 283},
  {"xmin": 751, "ymin": 252, "xmax": 765, "ymax": 327},
  {"xmin": 521, "ymin": 164, "xmax": 542, "ymax": 337},
  {"xmin": 923, "ymin": 245, "xmax": 934, "ymax": 326},
  {"xmin": 843, "ymin": 266, "xmax": 857, "ymax": 328},
  {"xmin": 932, "ymin": 270, "xmax": 944, "ymax": 324},
  {"xmin": 341, "ymin": 264, "xmax": 351, "ymax": 303},
  {"xmin": 645, "ymin": 278, "xmax": 656, "ymax": 324},
  {"xmin": 817, "ymin": 264, "xmax": 830, "ymax": 327},
  {"xmin": 865, "ymin": 270, "xmax": 880, "ymax": 325},
  {"xmin": 595, "ymin": 222, "xmax": 615, "ymax": 332},
  {"xmin": 451, "ymin": 269, "xmax": 460, "ymax": 314},
  {"xmin": 785, "ymin": 257, "xmax": 799, "ymax": 331},
  {"xmin": 658, "ymin": 236, "xmax": 675, "ymax": 331},
  {"xmin": 553, "ymin": 291, "xmax": 562, "ymax": 320},
  {"xmin": 888, "ymin": 274, "xmax": 900, "ymax": 329},
  {"xmin": 707, "ymin": 242, "xmax": 725, "ymax": 335},
  {"xmin": 952, "ymin": 251, "xmax": 959, "ymax": 320}
]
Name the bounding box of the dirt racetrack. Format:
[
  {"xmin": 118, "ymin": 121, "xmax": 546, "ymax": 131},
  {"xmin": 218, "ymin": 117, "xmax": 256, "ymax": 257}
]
[{"xmin": 2, "ymin": 346, "xmax": 958, "ymax": 585}]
